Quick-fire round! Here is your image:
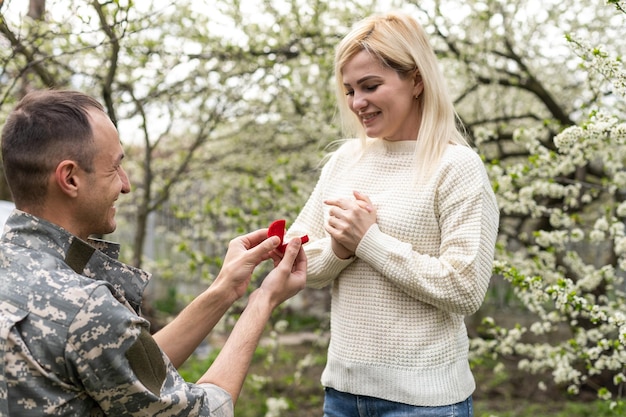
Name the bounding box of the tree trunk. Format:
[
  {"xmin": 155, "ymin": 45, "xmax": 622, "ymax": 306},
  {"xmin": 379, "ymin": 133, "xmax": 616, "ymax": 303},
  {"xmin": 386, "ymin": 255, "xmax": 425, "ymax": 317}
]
[{"xmin": 28, "ymin": 0, "xmax": 45, "ymax": 19}]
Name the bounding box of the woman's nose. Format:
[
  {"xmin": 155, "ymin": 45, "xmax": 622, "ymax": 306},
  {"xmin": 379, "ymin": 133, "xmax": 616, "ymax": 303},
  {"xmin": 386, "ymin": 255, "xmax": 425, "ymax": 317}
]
[{"xmin": 351, "ymin": 91, "xmax": 367, "ymax": 112}]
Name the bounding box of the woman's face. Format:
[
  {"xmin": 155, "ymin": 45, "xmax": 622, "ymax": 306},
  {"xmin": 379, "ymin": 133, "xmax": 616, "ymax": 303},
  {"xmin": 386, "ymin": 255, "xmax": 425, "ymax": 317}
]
[{"xmin": 342, "ymin": 50, "xmax": 423, "ymax": 141}]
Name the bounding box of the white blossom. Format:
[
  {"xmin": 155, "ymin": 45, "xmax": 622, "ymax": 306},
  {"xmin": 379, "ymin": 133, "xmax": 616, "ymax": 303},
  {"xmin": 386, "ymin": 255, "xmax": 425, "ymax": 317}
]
[
  {"xmin": 617, "ymin": 201, "xmax": 626, "ymax": 217},
  {"xmin": 265, "ymin": 397, "xmax": 289, "ymax": 417},
  {"xmin": 554, "ymin": 125, "xmax": 584, "ymax": 151},
  {"xmin": 274, "ymin": 320, "xmax": 289, "ymax": 333}
]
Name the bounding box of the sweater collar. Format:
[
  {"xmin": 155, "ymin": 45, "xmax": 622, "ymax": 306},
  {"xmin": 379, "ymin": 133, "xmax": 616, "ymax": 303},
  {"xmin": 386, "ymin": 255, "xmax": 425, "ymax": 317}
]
[{"xmin": 371, "ymin": 138, "xmax": 417, "ymax": 154}]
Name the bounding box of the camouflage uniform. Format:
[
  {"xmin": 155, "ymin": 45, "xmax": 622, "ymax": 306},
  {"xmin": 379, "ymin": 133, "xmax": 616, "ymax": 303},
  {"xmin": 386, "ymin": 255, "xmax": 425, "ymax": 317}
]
[{"xmin": 0, "ymin": 211, "xmax": 233, "ymax": 416}]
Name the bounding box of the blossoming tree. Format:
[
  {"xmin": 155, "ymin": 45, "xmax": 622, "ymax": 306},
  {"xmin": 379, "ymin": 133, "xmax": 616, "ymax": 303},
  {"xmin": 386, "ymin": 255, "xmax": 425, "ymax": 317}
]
[{"xmin": 471, "ymin": 0, "xmax": 626, "ymax": 408}]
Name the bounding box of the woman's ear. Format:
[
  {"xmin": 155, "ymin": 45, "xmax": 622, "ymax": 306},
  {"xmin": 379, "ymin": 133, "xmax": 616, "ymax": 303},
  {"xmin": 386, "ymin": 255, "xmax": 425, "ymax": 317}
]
[
  {"xmin": 54, "ymin": 160, "xmax": 81, "ymax": 197},
  {"xmin": 413, "ymin": 71, "xmax": 424, "ymax": 99}
]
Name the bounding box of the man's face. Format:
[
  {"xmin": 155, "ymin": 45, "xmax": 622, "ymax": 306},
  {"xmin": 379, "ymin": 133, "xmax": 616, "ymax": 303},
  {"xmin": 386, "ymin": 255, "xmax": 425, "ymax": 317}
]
[{"xmin": 75, "ymin": 109, "xmax": 131, "ymax": 239}]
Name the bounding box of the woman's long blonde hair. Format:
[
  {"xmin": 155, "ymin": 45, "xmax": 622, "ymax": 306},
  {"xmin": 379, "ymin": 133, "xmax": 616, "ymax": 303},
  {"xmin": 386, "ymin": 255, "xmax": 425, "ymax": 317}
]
[{"xmin": 334, "ymin": 12, "xmax": 469, "ymax": 181}]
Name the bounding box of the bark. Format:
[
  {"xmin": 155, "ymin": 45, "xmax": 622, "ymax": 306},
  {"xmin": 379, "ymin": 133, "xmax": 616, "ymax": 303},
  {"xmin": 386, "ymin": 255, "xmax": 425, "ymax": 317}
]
[{"xmin": 27, "ymin": 0, "xmax": 45, "ymax": 19}]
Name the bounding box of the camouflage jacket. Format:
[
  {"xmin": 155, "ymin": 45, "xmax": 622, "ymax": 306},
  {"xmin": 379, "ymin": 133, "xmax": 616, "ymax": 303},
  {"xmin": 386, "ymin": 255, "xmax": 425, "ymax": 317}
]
[{"xmin": 0, "ymin": 211, "xmax": 233, "ymax": 416}]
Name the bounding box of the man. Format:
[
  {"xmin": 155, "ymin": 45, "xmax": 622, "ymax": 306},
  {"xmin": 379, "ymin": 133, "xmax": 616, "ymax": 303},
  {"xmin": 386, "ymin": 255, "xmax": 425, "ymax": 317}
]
[{"xmin": 0, "ymin": 89, "xmax": 306, "ymax": 416}]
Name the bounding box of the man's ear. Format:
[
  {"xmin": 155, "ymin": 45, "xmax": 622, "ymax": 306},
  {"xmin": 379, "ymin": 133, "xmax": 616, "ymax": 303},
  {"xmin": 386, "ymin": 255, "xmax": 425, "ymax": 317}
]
[{"xmin": 54, "ymin": 160, "xmax": 81, "ymax": 198}]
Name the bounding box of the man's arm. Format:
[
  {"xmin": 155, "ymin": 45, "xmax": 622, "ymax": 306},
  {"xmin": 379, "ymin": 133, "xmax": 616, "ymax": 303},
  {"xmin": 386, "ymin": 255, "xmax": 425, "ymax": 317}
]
[
  {"xmin": 151, "ymin": 285, "xmax": 237, "ymax": 369},
  {"xmin": 153, "ymin": 229, "xmax": 284, "ymax": 368},
  {"xmin": 196, "ymin": 238, "xmax": 307, "ymax": 404}
]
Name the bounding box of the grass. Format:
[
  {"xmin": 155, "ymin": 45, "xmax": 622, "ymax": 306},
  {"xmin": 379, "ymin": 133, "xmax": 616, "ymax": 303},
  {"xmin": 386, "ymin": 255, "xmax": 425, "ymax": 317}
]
[{"xmin": 179, "ymin": 340, "xmax": 325, "ymax": 417}]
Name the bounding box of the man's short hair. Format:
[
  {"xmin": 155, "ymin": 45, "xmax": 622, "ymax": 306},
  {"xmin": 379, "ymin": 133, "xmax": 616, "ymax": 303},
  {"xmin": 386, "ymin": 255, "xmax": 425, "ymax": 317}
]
[{"xmin": 1, "ymin": 89, "xmax": 105, "ymax": 208}]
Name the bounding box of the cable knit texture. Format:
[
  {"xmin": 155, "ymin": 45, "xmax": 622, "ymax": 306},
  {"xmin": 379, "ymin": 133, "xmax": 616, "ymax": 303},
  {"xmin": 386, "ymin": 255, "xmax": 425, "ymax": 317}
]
[{"xmin": 287, "ymin": 138, "xmax": 499, "ymax": 407}]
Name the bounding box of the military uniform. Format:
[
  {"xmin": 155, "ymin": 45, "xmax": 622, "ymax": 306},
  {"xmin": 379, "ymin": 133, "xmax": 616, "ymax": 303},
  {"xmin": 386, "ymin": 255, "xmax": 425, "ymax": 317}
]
[{"xmin": 0, "ymin": 210, "xmax": 233, "ymax": 416}]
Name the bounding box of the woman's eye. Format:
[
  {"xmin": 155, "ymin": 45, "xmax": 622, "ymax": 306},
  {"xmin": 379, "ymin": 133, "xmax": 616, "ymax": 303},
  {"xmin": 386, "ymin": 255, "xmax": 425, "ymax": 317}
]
[{"xmin": 345, "ymin": 84, "xmax": 379, "ymax": 96}]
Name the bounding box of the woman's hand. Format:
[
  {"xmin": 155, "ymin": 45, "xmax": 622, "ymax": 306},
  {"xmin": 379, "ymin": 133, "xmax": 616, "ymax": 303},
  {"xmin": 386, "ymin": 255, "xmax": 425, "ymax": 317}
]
[{"xmin": 324, "ymin": 191, "xmax": 377, "ymax": 258}]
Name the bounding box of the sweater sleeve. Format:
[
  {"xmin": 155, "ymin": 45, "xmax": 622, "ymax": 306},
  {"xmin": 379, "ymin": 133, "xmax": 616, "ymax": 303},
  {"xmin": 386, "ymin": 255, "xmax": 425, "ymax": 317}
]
[
  {"xmin": 286, "ymin": 144, "xmax": 356, "ymax": 289},
  {"xmin": 355, "ymin": 148, "xmax": 499, "ymax": 315}
]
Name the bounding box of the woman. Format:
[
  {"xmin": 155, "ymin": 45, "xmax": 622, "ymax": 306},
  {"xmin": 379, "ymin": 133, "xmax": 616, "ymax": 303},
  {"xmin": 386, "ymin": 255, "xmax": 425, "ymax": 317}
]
[{"xmin": 286, "ymin": 12, "xmax": 500, "ymax": 417}]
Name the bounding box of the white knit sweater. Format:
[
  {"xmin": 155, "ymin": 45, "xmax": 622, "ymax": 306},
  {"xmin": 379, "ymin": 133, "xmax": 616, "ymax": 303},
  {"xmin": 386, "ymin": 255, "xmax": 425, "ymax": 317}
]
[{"xmin": 287, "ymin": 138, "xmax": 499, "ymax": 407}]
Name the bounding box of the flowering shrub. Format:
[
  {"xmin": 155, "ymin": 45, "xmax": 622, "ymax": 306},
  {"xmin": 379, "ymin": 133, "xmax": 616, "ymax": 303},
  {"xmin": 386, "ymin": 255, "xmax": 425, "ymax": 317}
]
[{"xmin": 471, "ymin": 3, "xmax": 626, "ymax": 409}]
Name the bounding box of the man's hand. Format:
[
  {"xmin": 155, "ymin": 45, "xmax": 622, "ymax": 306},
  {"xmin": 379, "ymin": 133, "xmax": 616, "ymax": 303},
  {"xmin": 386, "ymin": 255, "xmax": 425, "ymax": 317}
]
[
  {"xmin": 198, "ymin": 235, "xmax": 307, "ymax": 404},
  {"xmin": 153, "ymin": 229, "xmax": 282, "ymax": 367},
  {"xmin": 214, "ymin": 229, "xmax": 282, "ymax": 303},
  {"xmin": 257, "ymin": 237, "xmax": 307, "ymax": 309},
  {"xmin": 324, "ymin": 190, "xmax": 377, "ymax": 258}
]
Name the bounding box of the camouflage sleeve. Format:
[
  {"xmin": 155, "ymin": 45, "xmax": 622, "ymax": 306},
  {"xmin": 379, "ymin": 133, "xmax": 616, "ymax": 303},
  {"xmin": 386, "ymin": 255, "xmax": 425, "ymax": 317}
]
[
  {"xmin": 67, "ymin": 284, "xmax": 234, "ymax": 417},
  {"xmin": 0, "ymin": 305, "xmax": 29, "ymax": 416}
]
